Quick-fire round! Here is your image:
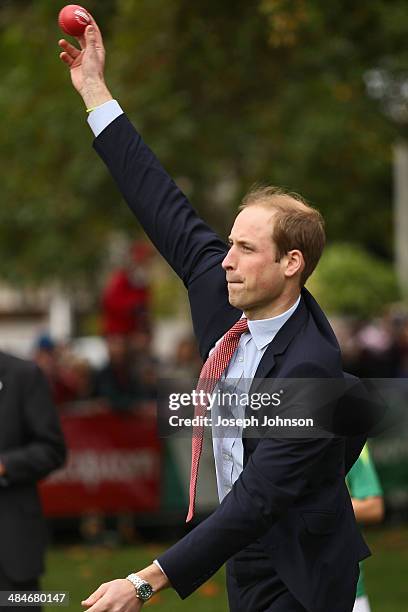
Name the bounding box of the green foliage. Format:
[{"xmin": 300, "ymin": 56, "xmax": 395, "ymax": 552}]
[
  {"xmin": 0, "ymin": 0, "xmax": 405, "ymax": 287},
  {"xmin": 307, "ymin": 243, "xmax": 400, "ymax": 318},
  {"xmin": 0, "ymin": 0, "xmax": 132, "ymax": 286},
  {"xmin": 41, "ymin": 528, "xmax": 408, "ymax": 612}
]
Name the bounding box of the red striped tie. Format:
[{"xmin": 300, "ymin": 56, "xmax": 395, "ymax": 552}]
[{"xmin": 186, "ymin": 317, "xmax": 249, "ymax": 522}]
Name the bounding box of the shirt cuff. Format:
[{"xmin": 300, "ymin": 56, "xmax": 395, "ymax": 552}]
[
  {"xmin": 87, "ymin": 99, "xmax": 124, "ymax": 137},
  {"xmin": 153, "ymin": 559, "xmax": 165, "ymax": 575}
]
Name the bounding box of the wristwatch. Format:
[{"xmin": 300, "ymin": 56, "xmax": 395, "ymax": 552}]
[{"xmin": 126, "ymin": 573, "xmax": 154, "ymax": 603}]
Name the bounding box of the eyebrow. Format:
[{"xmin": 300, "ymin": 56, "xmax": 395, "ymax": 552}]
[{"xmin": 227, "ymin": 236, "xmax": 255, "ymax": 247}]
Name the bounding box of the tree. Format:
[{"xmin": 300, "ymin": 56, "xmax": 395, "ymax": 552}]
[
  {"xmin": 0, "ymin": 0, "xmax": 405, "ymax": 288},
  {"xmin": 307, "ymin": 242, "xmax": 400, "ymax": 318}
]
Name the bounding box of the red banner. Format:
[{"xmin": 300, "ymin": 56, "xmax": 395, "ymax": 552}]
[{"xmin": 40, "ymin": 408, "xmax": 161, "ymax": 516}]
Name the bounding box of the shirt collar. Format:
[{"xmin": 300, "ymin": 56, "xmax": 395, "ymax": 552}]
[{"xmin": 241, "ymin": 295, "xmax": 301, "ymax": 350}]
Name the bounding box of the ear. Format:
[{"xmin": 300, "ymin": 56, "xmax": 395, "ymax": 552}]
[{"xmin": 284, "ymin": 249, "xmax": 304, "ymax": 279}]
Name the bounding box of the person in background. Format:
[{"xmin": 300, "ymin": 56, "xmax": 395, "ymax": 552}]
[
  {"xmin": 347, "ymin": 445, "xmax": 385, "ymax": 612},
  {"xmin": 101, "ymin": 240, "xmax": 154, "ymax": 337},
  {"xmin": 354, "ymin": 317, "xmax": 399, "ymax": 379},
  {"xmin": 84, "ymin": 334, "xmax": 145, "ymax": 546},
  {"xmin": 0, "ymin": 351, "xmax": 66, "ymax": 611},
  {"xmin": 62, "ymin": 355, "xmax": 95, "ymax": 402},
  {"xmin": 32, "ymin": 334, "xmax": 75, "ymax": 405},
  {"xmin": 161, "ymin": 336, "xmax": 202, "ymax": 381},
  {"xmin": 93, "ymin": 334, "xmax": 141, "ymax": 411},
  {"xmin": 129, "ymin": 328, "xmax": 158, "ymax": 403}
]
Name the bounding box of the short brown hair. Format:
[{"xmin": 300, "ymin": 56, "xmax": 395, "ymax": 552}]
[{"xmin": 239, "ymin": 185, "xmax": 325, "ymax": 286}]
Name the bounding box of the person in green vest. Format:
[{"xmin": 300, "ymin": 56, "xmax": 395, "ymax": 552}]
[{"xmin": 347, "ymin": 445, "xmax": 384, "ymax": 612}]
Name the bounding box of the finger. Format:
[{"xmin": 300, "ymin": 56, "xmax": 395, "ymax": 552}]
[
  {"xmin": 81, "ymin": 586, "xmax": 106, "ymax": 607},
  {"xmin": 59, "ymin": 51, "xmax": 74, "ymax": 67},
  {"xmin": 77, "ymin": 12, "xmax": 94, "ymax": 48},
  {"xmin": 58, "ymin": 38, "xmax": 81, "ymax": 58},
  {"xmin": 77, "ymin": 18, "xmax": 98, "ymax": 47},
  {"xmin": 81, "ymin": 583, "xmax": 109, "ymax": 607},
  {"xmin": 76, "ymin": 24, "xmax": 95, "ymax": 52},
  {"xmin": 88, "ymin": 15, "xmax": 104, "ymax": 46},
  {"xmin": 77, "ymin": 31, "xmax": 86, "ymax": 50},
  {"xmin": 86, "ymin": 24, "xmax": 98, "ymax": 48},
  {"xmin": 81, "ymin": 600, "xmax": 105, "ymax": 612},
  {"xmin": 80, "ymin": 19, "xmax": 105, "ymax": 54}
]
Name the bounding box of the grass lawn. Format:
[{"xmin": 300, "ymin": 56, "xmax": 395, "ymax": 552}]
[
  {"xmin": 363, "ymin": 526, "xmax": 408, "ymax": 612},
  {"xmin": 42, "ymin": 526, "xmax": 408, "ymax": 611}
]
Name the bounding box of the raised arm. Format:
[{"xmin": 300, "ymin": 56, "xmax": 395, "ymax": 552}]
[{"xmin": 59, "ymin": 21, "xmax": 227, "ymax": 286}]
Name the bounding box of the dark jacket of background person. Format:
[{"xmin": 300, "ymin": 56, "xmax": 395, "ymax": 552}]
[
  {"xmin": 92, "ymin": 334, "xmax": 142, "ymax": 410},
  {"xmin": 0, "ymin": 351, "xmax": 66, "ymax": 585},
  {"xmin": 93, "ymin": 114, "xmax": 370, "ymax": 612}
]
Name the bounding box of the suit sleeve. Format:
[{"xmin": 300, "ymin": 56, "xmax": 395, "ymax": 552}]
[
  {"xmin": 1, "ymin": 364, "xmax": 66, "ymax": 484},
  {"xmin": 157, "ymin": 364, "xmax": 339, "ymax": 598},
  {"xmin": 94, "ymin": 114, "xmax": 227, "ymax": 287}
]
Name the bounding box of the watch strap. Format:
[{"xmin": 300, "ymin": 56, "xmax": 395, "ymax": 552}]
[{"xmin": 126, "ymin": 573, "xmax": 153, "ymax": 602}]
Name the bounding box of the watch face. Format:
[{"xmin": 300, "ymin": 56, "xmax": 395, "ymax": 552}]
[{"xmin": 138, "ymin": 583, "xmax": 153, "ymax": 602}]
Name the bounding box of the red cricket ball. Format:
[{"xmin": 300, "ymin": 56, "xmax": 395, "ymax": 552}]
[{"xmin": 58, "ymin": 5, "xmax": 91, "ymax": 37}]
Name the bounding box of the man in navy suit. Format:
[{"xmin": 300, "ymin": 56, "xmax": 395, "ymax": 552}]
[{"xmin": 59, "ymin": 21, "xmax": 370, "ymax": 612}]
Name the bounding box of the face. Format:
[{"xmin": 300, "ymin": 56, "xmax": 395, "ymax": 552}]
[
  {"xmin": 222, "ymin": 206, "xmax": 297, "ymax": 319},
  {"xmin": 106, "ymin": 334, "xmax": 128, "ymax": 363}
]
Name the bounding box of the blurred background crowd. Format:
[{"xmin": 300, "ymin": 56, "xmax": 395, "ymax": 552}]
[{"xmin": 30, "ymin": 301, "xmax": 408, "ymax": 411}]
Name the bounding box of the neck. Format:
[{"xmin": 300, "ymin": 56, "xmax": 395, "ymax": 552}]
[{"xmin": 244, "ymin": 292, "xmax": 300, "ymax": 321}]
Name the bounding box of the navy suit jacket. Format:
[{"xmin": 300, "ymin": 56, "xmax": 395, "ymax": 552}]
[
  {"xmin": 0, "ymin": 352, "xmax": 66, "ymax": 582},
  {"xmin": 94, "ymin": 114, "xmax": 370, "ymax": 612}
]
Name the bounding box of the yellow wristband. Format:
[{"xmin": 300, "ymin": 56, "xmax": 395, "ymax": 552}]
[{"xmin": 86, "ymin": 107, "xmax": 97, "ymax": 113}]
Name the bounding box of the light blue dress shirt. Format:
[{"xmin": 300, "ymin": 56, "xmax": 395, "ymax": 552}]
[
  {"xmin": 211, "ymin": 298, "xmax": 301, "ymax": 501},
  {"xmin": 86, "ymin": 101, "xmax": 301, "ymax": 501}
]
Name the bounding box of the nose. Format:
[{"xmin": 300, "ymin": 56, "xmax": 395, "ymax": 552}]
[{"xmin": 222, "ymin": 246, "xmax": 236, "ymax": 271}]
